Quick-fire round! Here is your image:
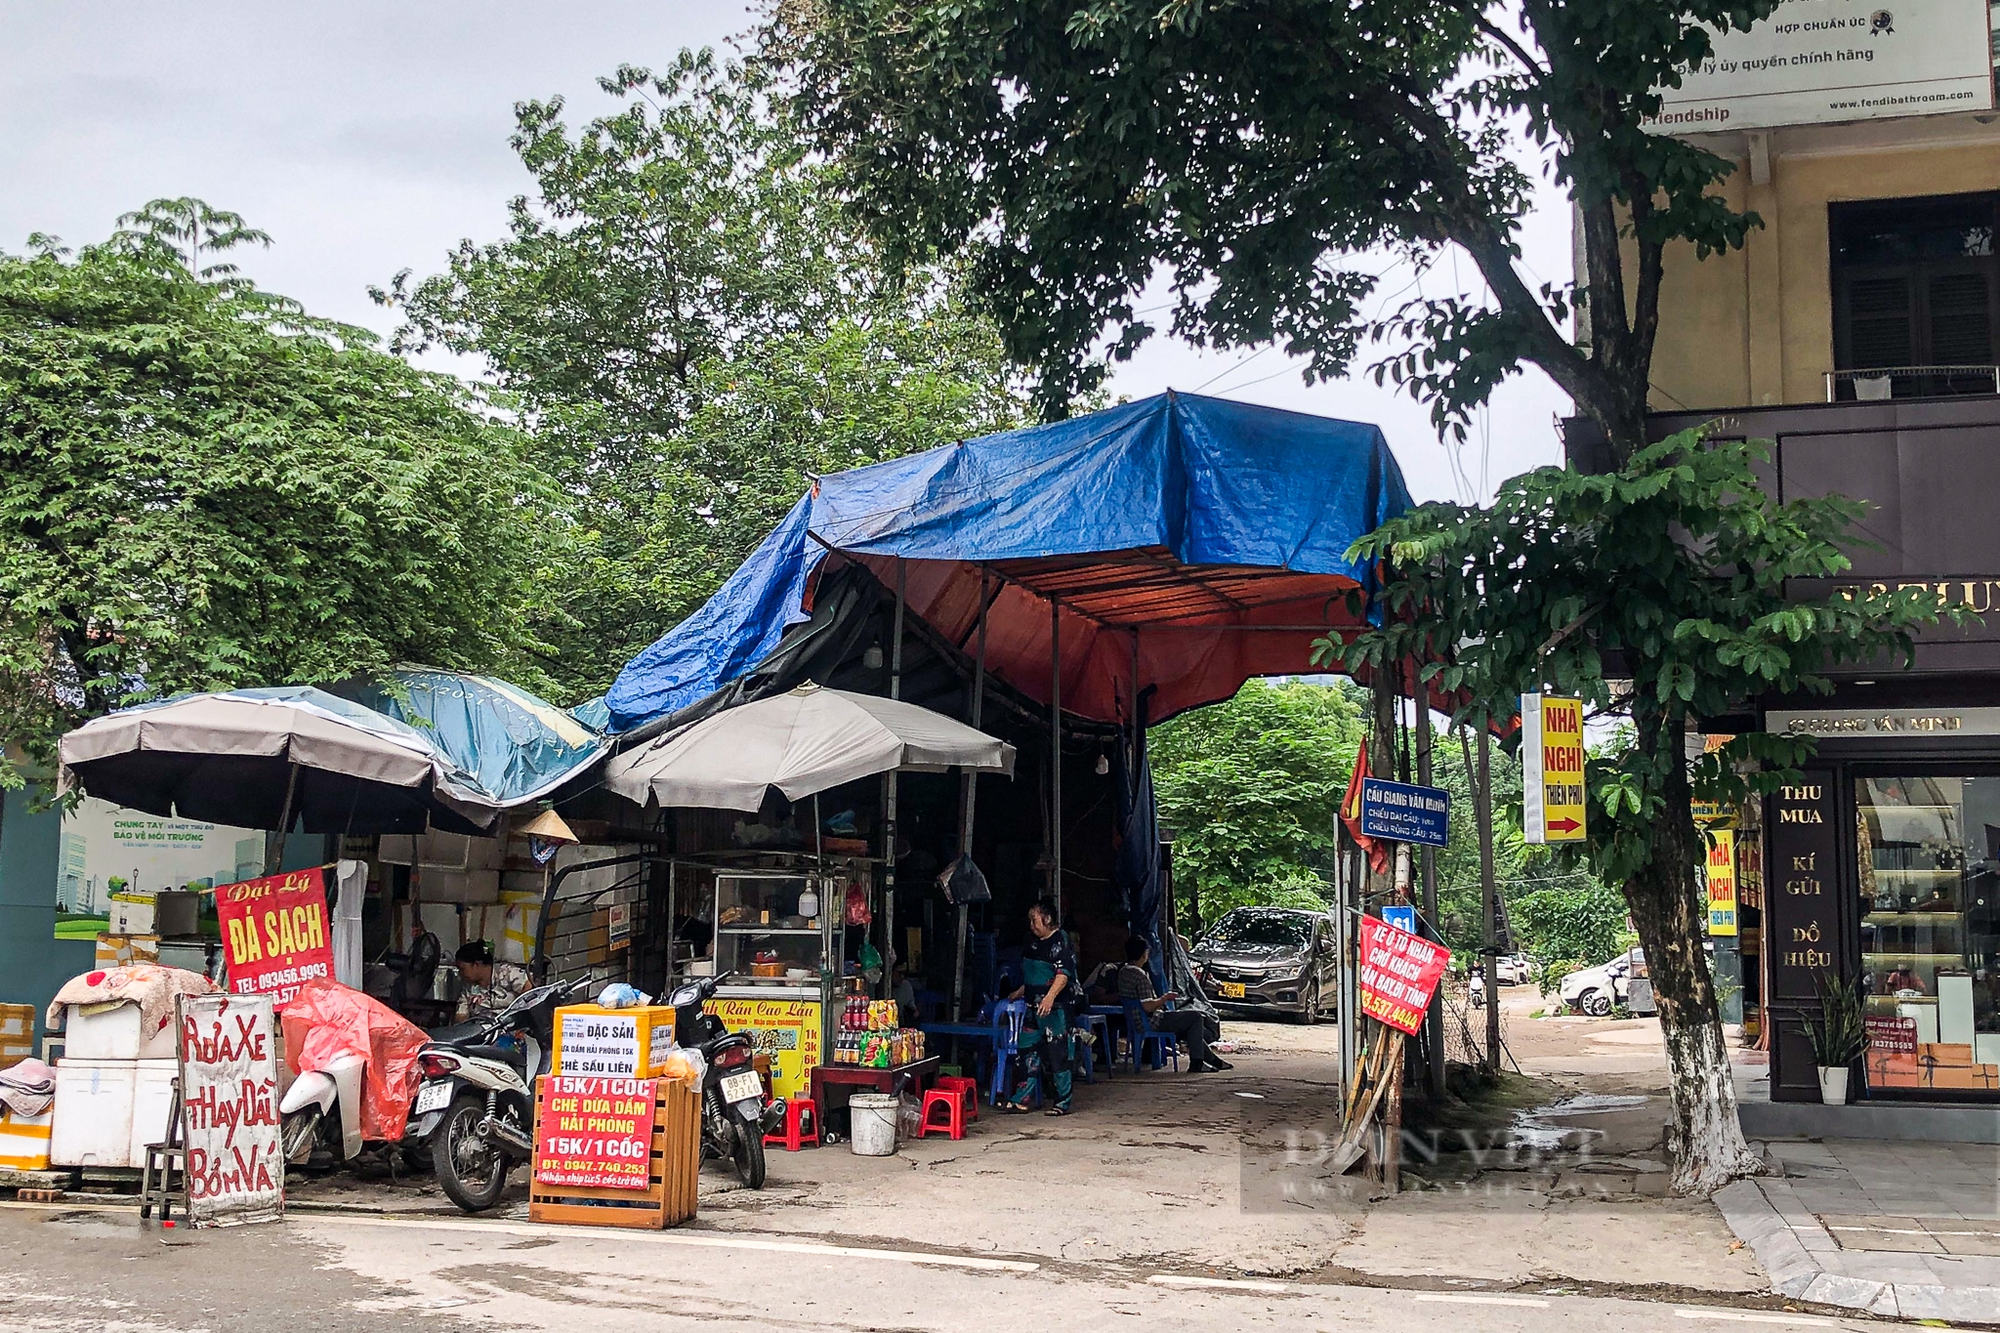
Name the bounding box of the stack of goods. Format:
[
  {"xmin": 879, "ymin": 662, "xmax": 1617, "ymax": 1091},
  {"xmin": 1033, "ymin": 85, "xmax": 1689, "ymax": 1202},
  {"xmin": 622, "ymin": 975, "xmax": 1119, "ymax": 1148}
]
[
  {"xmin": 0, "ymin": 1057, "xmax": 56, "ymax": 1170},
  {"xmin": 830, "ymin": 997, "xmax": 926, "ymax": 1067}
]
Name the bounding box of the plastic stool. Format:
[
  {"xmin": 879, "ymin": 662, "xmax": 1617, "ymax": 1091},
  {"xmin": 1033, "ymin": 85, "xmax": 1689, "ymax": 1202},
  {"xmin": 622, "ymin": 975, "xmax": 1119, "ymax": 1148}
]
[
  {"xmin": 763, "ymin": 1098, "xmax": 821, "ymax": 1152},
  {"xmin": 917, "ymin": 1088, "xmax": 966, "ymax": 1140},
  {"xmin": 934, "ymin": 1074, "xmax": 979, "ymax": 1121}
]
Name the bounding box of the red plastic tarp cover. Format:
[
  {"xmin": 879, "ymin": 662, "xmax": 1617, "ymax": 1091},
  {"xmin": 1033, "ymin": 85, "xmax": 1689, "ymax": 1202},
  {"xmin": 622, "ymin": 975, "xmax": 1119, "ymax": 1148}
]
[{"xmin": 280, "ymin": 978, "xmax": 427, "ymax": 1142}]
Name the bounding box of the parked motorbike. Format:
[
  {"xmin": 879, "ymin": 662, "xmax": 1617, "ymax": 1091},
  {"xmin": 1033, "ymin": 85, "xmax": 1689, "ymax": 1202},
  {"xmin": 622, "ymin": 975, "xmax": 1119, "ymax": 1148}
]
[
  {"xmin": 408, "ymin": 977, "xmax": 587, "ymax": 1212},
  {"xmin": 279, "ymin": 1049, "xmax": 371, "ymax": 1170},
  {"xmin": 279, "ymin": 983, "xmax": 427, "ymax": 1176},
  {"xmin": 667, "ymin": 974, "xmax": 784, "ymax": 1190}
]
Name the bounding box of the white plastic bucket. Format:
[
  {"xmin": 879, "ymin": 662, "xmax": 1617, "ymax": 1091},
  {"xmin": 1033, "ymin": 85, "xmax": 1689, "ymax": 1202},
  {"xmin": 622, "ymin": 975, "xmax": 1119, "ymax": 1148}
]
[{"xmin": 848, "ymin": 1093, "xmax": 899, "ymax": 1156}]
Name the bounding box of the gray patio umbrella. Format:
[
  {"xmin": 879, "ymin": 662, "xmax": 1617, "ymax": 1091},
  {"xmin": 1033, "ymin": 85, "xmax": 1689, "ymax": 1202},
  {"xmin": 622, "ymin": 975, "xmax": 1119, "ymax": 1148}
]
[
  {"xmin": 58, "ymin": 688, "xmax": 506, "ymax": 835},
  {"xmin": 603, "ymin": 682, "xmax": 1015, "ymax": 811}
]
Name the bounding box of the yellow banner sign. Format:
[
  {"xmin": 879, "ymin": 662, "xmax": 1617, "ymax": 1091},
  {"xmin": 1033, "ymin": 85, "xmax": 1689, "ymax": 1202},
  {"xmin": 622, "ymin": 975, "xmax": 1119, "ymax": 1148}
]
[
  {"xmin": 704, "ymin": 997, "xmax": 823, "ymax": 1101},
  {"xmin": 1706, "ymin": 829, "xmax": 1739, "ymax": 937},
  {"xmin": 1521, "ymin": 694, "xmax": 1586, "ymax": 844}
]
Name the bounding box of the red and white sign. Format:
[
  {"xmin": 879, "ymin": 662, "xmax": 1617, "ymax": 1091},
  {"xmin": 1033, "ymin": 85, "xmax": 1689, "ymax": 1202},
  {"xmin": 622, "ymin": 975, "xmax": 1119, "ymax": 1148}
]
[
  {"xmin": 533, "ymin": 1076, "xmax": 656, "ymax": 1191},
  {"xmin": 215, "ymin": 867, "xmax": 336, "ymax": 1008},
  {"xmin": 1358, "ymin": 917, "xmax": 1451, "ymax": 1036},
  {"xmin": 177, "ymin": 992, "xmax": 283, "ymax": 1226}
]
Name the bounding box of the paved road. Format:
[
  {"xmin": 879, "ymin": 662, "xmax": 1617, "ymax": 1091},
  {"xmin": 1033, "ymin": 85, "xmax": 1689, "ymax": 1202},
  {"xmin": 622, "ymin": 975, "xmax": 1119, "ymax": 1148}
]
[{"xmin": 0, "ymin": 1203, "xmax": 1888, "ymax": 1333}]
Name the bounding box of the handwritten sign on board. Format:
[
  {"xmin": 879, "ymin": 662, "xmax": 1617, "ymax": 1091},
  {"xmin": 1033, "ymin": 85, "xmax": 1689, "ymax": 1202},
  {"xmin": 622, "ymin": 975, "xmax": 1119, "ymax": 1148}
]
[{"xmin": 176, "ymin": 992, "xmax": 283, "ymax": 1226}]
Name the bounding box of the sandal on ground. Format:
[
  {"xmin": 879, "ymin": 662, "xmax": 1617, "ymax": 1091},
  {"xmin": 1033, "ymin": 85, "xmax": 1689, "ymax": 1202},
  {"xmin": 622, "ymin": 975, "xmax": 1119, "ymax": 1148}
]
[
  {"xmin": 1001, "ymin": 1099, "xmax": 1036, "ymax": 1114},
  {"xmin": 1044, "ymin": 1104, "xmax": 1073, "ymax": 1117}
]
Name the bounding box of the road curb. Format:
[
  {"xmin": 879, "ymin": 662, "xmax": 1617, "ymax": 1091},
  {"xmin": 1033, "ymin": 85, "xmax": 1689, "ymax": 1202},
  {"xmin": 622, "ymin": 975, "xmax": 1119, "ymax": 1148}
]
[{"xmin": 1711, "ymin": 1176, "xmax": 1999, "ymax": 1320}]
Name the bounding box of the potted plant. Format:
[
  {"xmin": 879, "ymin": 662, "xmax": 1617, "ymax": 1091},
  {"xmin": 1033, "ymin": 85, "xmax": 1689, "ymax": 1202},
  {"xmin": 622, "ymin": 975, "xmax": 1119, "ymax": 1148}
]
[{"xmin": 1807, "ymin": 970, "xmax": 1867, "ymax": 1105}]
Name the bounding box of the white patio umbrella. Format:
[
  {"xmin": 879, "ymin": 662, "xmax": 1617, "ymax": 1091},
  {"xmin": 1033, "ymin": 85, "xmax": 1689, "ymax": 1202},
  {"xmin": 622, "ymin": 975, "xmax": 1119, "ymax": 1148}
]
[{"xmin": 604, "ymin": 683, "xmax": 1015, "ymax": 811}]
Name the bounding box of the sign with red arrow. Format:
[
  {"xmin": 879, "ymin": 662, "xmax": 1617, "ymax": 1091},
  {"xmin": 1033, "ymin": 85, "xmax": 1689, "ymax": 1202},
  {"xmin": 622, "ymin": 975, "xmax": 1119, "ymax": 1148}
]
[{"xmin": 1521, "ymin": 693, "xmax": 1587, "ymax": 844}]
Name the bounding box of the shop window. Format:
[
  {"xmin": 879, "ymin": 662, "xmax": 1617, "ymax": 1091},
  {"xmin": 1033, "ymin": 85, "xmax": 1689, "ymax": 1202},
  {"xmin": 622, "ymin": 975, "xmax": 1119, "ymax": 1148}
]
[
  {"xmin": 1830, "ymin": 192, "xmax": 2000, "ymax": 400},
  {"xmin": 1856, "ymin": 775, "xmax": 2000, "ymax": 1094}
]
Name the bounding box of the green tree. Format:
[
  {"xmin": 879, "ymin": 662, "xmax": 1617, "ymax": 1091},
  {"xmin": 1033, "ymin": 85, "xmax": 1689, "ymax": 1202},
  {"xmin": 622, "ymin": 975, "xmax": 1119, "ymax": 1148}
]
[
  {"xmin": 1509, "ymin": 876, "xmax": 1630, "ymax": 977},
  {"xmin": 1151, "ymin": 680, "xmax": 1364, "ymax": 930},
  {"xmin": 0, "ymin": 207, "xmax": 554, "ymax": 786},
  {"xmin": 1329, "ymin": 432, "xmax": 1953, "ymax": 1194},
  {"xmin": 381, "ymin": 53, "xmax": 1023, "ymax": 700},
  {"xmin": 771, "ymin": 0, "xmax": 1776, "ymax": 454}
]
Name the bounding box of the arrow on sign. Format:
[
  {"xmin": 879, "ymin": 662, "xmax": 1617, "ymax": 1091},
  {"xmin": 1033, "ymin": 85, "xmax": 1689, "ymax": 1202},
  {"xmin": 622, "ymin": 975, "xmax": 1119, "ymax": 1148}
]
[{"xmin": 1547, "ymin": 817, "xmax": 1582, "ymax": 834}]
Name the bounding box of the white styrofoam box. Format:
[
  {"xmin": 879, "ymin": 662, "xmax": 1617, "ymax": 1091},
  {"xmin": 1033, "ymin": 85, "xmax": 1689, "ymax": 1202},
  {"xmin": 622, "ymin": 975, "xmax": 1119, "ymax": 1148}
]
[
  {"xmin": 51, "ymin": 1059, "xmax": 138, "ymax": 1168},
  {"xmin": 62, "ymin": 1002, "xmax": 178, "ymax": 1061},
  {"xmin": 0, "ymin": 1105, "xmax": 53, "ymax": 1170},
  {"xmin": 1976, "ymin": 1033, "xmax": 2000, "ymax": 1069},
  {"xmin": 129, "ymin": 1059, "xmax": 178, "ymax": 1163},
  {"xmin": 1937, "ymin": 973, "xmax": 1975, "ymax": 1047}
]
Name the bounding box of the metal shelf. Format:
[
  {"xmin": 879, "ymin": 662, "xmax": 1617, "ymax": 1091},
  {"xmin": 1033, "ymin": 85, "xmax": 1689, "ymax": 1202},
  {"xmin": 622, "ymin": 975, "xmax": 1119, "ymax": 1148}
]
[{"xmin": 717, "ymin": 926, "xmax": 823, "ymax": 936}]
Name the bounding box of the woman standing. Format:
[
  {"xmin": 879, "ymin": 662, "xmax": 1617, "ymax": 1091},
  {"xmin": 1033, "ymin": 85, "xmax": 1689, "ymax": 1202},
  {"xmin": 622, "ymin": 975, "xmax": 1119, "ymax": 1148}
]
[{"xmin": 1006, "ymin": 900, "xmax": 1078, "ymax": 1115}]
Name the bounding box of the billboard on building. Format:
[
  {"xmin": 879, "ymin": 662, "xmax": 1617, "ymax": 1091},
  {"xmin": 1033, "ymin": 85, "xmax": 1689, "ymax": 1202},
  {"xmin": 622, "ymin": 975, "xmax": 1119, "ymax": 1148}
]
[
  {"xmin": 1648, "ymin": 0, "xmax": 1994, "ymax": 133},
  {"xmin": 55, "ymin": 796, "xmax": 262, "ymax": 940}
]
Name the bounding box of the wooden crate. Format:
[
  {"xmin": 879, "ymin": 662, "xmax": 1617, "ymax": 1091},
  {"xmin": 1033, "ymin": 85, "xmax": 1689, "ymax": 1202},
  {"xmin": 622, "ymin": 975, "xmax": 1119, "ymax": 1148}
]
[{"xmin": 527, "ymin": 1079, "xmax": 699, "ymax": 1230}]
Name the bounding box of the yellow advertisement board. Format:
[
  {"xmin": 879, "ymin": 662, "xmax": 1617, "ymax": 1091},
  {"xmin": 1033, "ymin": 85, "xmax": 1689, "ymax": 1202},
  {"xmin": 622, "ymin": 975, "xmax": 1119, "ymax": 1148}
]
[
  {"xmin": 1705, "ymin": 828, "xmax": 1739, "ymax": 937},
  {"xmin": 1521, "ymin": 694, "xmax": 1587, "ymax": 844},
  {"xmin": 705, "ymin": 997, "xmax": 823, "ymax": 1101}
]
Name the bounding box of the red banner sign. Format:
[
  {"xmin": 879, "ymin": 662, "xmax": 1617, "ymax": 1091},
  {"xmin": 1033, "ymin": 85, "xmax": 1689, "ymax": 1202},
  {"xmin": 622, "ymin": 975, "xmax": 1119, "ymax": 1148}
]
[
  {"xmin": 1358, "ymin": 917, "xmax": 1450, "ymax": 1036},
  {"xmin": 533, "ymin": 1076, "xmax": 656, "ymax": 1191},
  {"xmin": 215, "ymin": 867, "xmax": 335, "ymax": 1008}
]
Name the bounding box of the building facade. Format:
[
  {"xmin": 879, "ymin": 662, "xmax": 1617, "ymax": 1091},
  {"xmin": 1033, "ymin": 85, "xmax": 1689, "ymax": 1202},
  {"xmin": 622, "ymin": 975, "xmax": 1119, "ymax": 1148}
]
[{"xmin": 1591, "ymin": 1, "xmax": 2000, "ymax": 1106}]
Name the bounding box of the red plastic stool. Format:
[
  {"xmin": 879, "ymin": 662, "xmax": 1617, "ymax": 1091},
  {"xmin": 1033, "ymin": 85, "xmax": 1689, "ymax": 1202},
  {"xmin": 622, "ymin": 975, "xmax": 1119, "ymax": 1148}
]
[
  {"xmin": 935, "ymin": 1074, "xmax": 979, "ymax": 1122},
  {"xmin": 763, "ymin": 1098, "xmax": 821, "ymax": 1151},
  {"xmin": 917, "ymin": 1088, "xmax": 966, "ymax": 1140}
]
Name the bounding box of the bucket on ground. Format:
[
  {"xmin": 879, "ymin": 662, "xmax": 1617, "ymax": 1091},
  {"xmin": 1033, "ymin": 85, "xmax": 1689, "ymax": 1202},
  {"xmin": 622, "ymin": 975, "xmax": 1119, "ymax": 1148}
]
[{"xmin": 848, "ymin": 1093, "xmax": 898, "ymax": 1156}]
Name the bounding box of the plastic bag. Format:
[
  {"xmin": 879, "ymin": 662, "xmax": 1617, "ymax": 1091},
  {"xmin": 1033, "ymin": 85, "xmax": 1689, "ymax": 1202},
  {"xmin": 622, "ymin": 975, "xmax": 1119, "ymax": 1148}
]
[
  {"xmin": 658, "ymin": 1045, "xmax": 706, "ymax": 1088},
  {"xmin": 844, "ymin": 882, "xmax": 871, "ymax": 926},
  {"xmin": 596, "ymin": 983, "xmax": 651, "ymax": 1010},
  {"xmin": 936, "ymin": 853, "xmax": 991, "ymax": 905},
  {"xmin": 898, "ymin": 1092, "xmax": 922, "ymax": 1140}
]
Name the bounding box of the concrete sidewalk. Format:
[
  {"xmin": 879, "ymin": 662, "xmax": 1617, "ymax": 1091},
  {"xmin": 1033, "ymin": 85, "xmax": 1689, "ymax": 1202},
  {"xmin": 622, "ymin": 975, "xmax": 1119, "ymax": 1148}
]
[{"xmin": 1715, "ymin": 1137, "xmax": 2000, "ymax": 1320}]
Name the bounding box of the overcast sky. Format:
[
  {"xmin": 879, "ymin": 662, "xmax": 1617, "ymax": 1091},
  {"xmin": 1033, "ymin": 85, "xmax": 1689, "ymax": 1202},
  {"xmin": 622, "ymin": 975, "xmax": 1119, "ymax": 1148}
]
[{"xmin": 1, "ymin": 1, "xmax": 1574, "ymax": 504}]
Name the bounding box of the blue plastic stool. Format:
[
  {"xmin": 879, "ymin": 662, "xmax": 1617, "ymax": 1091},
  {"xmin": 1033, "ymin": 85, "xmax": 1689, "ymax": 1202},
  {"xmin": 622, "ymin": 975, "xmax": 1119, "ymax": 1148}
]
[{"xmin": 1078, "ymin": 1011, "xmax": 1110, "ymax": 1083}]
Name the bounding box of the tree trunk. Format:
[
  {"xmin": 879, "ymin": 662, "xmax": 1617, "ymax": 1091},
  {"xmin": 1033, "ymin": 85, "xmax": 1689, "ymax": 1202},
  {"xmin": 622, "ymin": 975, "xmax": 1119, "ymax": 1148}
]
[{"xmin": 1624, "ymin": 714, "xmax": 1765, "ymax": 1196}]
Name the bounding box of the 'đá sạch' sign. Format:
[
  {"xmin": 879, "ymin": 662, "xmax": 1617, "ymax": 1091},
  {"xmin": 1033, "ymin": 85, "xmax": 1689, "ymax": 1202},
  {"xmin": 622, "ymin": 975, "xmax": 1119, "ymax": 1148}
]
[
  {"xmin": 215, "ymin": 866, "xmax": 335, "ymax": 1009},
  {"xmin": 177, "ymin": 992, "xmax": 283, "ymax": 1226},
  {"xmin": 533, "ymin": 1076, "xmax": 656, "ymax": 1191},
  {"xmin": 1358, "ymin": 917, "xmax": 1450, "ymax": 1036}
]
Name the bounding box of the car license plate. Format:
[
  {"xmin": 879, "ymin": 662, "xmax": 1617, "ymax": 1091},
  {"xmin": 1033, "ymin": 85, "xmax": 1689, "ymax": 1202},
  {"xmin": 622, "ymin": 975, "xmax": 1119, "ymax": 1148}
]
[
  {"xmin": 1219, "ymin": 981, "xmax": 1246, "ymax": 999},
  {"xmin": 413, "ymin": 1081, "xmax": 452, "ymax": 1115},
  {"xmin": 719, "ymin": 1071, "xmax": 763, "ymax": 1105}
]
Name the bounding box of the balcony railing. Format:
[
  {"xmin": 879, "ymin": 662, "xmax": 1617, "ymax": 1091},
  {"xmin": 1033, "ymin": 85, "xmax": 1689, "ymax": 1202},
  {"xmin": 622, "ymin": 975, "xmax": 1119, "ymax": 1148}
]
[{"xmin": 1824, "ymin": 365, "xmax": 2000, "ymax": 402}]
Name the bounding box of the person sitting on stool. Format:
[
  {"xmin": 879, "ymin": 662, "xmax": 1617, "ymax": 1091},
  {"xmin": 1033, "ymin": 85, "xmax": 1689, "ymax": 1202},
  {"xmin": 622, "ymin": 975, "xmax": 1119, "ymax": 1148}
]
[{"xmin": 1117, "ymin": 936, "xmax": 1229, "ymax": 1072}]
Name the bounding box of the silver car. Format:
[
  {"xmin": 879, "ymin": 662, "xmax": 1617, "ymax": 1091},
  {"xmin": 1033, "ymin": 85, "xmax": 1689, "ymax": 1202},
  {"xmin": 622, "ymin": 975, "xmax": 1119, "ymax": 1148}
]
[{"xmin": 1191, "ymin": 907, "xmax": 1339, "ymax": 1023}]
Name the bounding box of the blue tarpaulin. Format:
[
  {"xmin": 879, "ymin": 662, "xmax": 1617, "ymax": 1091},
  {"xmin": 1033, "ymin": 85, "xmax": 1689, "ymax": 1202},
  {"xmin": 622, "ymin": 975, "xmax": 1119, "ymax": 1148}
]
[
  {"xmin": 340, "ymin": 667, "xmax": 608, "ymax": 807},
  {"xmin": 606, "ymin": 392, "xmax": 1412, "ymax": 734}
]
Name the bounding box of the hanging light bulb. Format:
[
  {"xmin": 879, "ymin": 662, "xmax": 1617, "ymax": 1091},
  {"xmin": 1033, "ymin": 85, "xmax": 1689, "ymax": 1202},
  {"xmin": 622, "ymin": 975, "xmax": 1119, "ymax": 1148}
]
[{"xmin": 862, "ymin": 640, "xmax": 884, "ymax": 670}]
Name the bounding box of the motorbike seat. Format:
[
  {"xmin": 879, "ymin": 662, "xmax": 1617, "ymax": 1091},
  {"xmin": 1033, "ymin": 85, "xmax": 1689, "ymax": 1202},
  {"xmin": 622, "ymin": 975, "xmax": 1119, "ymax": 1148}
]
[
  {"xmin": 450, "ymin": 1043, "xmax": 527, "ymax": 1069},
  {"xmin": 427, "ymin": 1020, "xmax": 490, "ymax": 1044}
]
